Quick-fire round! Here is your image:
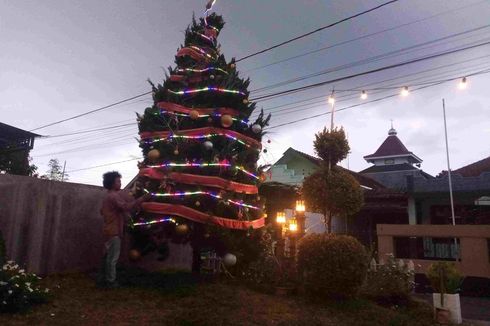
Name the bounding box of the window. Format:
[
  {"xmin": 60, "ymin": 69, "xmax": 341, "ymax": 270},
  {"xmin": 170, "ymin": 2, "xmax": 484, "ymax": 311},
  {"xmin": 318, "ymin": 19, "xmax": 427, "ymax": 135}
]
[
  {"xmin": 384, "ymin": 159, "xmax": 395, "ymax": 165},
  {"xmin": 394, "ymin": 237, "xmax": 460, "ymax": 261}
]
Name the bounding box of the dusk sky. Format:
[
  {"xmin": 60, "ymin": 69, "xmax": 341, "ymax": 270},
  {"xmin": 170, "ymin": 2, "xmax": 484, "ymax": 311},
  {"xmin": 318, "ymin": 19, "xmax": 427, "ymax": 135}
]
[{"xmin": 2, "ymin": 0, "xmax": 489, "ymax": 186}]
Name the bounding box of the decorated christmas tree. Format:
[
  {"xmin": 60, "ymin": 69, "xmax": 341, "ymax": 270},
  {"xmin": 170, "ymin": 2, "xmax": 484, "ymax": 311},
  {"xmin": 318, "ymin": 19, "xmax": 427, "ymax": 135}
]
[{"xmin": 131, "ymin": 8, "xmax": 270, "ymax": 271}]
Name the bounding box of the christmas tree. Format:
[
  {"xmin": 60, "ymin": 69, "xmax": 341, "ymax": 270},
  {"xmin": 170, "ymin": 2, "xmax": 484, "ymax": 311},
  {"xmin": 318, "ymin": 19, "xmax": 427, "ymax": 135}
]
[{"xmin": 132, "ymin": 9, "xmax": 270, "ymax": 270}]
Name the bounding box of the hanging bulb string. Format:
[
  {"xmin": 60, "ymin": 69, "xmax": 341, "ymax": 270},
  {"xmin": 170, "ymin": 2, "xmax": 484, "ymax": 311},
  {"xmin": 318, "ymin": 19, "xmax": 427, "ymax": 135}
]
[
  {"xmin": 167, "ymin": 86, "xmax": 246, "ymax": 96},
  {"xmin": 159, "ymin": 110, "xmax": 248, "ymax": 126},
  {"xmin": 157, "ymin": 101, "xmax": 239, "ymax": 117},
  {"xmin": 145, "ymin": 162, "xmax": 260, "ymax": 180},
  {"xmin": 175, "ymin": 67, "xmax": 228, "ymax": 75},
  {"xmin": 132, "ymin": 217, "xmax": 176, "ymax": 227},
  {"xmin": 143, "ymin": 188, "xmax": 260, "ymax": 210},
  {"xmin": 140, "ymin": 127, "xmax": 262, "ymax": 150}
]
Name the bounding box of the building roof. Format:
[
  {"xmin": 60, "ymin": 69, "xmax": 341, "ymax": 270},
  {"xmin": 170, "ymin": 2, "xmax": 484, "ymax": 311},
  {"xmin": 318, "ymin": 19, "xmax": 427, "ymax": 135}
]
[
  {"xmin": 0, "ymin": 122, "xmax": 39, "ymax": 140},
  {"xmin": 363, "ymin": 128, "xmax": 422, "ymax": 163},
  {"xmin": 360, "ymin": 163, "xmax": 419, "ymax": 174},
  {"xmin": 277, "ymin": 147, "xmax": 385, "ymax": 190},
  {"xmin": 452, "ymin": 155, "xmax": 490, "ymax": 177}
]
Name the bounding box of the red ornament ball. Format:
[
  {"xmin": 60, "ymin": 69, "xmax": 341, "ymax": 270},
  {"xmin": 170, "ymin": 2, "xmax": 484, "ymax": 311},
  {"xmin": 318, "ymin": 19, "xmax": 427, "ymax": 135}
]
[{"xmin": 221, "ymin": 114, "xmax": 233, "ymax": 128}]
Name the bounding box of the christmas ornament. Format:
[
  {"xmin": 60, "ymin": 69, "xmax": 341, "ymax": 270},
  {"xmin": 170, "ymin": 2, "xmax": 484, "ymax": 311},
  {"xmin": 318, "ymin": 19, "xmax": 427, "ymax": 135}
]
[
  {"xmin": 175, "ymin": 224, "xmax": 189, "ymax": 235},
  {"xmin": 189, "ymin": 110, "xmax": 200, "ymax": 120},
  {"xmin": 195, "ymin": 201, "xmax": 201, "ymax": 207},
  {"xmin": 128, "ymin": 249, "xmax": 141, "ymax": 261},
  {"xmin": 230, "ymin": 63, "xmax": 236, "ymax": 69},
  {"xmin": 207, "ymin": 117, "xmax": 213, "ymax": 123},
  {"xmin": 221, "ymin": 114, "xmax": 233, "ymax": 128},
  {"xmin": 263, "ymin": 149, "xmax": 268, "ymax": 153},
  {"xmin": 251, "ymin": 124, "xmax": 262, "ymax": 134},
  {"xmin": 242, "ymin": 98, "xmax": 249, "ymax": 104},
  {"xmin": 203, "ymin": 140, "xmax": 213, "ymax": 150},
  {"xmin": 210, "ymin": 74, "xmax": 215, "ymax": 80},
  {"xmin": 148, "ymin": 149, "xmax": 160, "ymax": 161},
  {"xmin": 223, "ymin": 253, "xmax": 237, "ymax": 266},
  {"xmin": 174, "ymin": 149, "xmax": 179, "ymax": 155}
]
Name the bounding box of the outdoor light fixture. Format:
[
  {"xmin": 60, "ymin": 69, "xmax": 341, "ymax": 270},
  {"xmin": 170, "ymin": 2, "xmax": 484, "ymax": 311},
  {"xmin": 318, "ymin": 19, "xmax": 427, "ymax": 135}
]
[
  {"xmin": 401, "ymin": 86, "xmax": 409, "ymax": 97},
  {"xmin": 361, "ymin": 90, "xmax": 367, "ymax": 100},
  {"xmin": 276, "ymin": 212, "xmax": 286, "ymax": 224},
  {"xmin": 458, "ymin": 77, "xmax": 468, "ymax": 90},
  {"xmin": 295, "ymin": 200, "xmax": 305, "ymax": 213},
  {"xmin": 288, "ymin": 218, "xmax": 298, "ymax": 232},
  {"xmin": 328, "ymin": 95, "xmax": 335, "ymax": 104}
]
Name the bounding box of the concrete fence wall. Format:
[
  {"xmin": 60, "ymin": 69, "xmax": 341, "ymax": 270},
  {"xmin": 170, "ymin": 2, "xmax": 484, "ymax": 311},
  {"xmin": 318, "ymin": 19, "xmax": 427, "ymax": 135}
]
[
  {"xmin": 0, "ymin": 174, "xmax": 192, "ymax": 275},
  {"xmin": 377, "ymin": 224, "xmax": 490, "ymax": 278}
]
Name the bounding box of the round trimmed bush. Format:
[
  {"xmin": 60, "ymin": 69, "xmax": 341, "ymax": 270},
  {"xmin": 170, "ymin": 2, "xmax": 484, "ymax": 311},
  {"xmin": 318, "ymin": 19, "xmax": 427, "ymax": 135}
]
[{"xmin": 298, "ymin": 233, "xmax": 368, "ymax": 299}]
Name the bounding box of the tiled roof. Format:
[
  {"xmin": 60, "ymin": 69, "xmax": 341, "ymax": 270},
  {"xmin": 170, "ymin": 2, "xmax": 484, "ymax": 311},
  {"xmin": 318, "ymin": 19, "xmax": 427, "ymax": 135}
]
[
  {"xmin": 452, "ymin": 155, "xmax": 490, "ymax": 177},
  {"xmin": 364, "ymin": 135, "xmax": 413, "ymax": 159},
  {"xmin": 284, "ymin": 147, "xmax": 385, "ymax": 190},
  {"xmin": 360, "ymin": 163, "xmax": 419, "ymax": 174}
]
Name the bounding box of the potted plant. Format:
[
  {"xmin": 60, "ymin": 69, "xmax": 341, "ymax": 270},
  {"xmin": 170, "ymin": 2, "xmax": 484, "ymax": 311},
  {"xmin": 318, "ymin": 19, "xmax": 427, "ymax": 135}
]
[{"xmin": 427, "ymin": 262, "xmax": 463, "ymax": 324}]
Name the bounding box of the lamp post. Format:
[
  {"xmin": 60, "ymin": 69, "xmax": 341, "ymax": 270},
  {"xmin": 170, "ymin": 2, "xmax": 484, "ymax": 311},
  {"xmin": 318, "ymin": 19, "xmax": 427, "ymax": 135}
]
[
  {"xmin": 295, "ymin": 200, "xmax": 306, "ymax": 237},
  {"xmin": 276, "ymin": 211, "xmax": 286, "ymax": 259}
]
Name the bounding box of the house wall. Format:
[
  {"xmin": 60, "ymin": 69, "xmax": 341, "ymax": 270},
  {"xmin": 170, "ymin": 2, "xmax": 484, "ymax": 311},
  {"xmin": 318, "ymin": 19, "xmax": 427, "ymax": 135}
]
[
  {"xmin": 377, "ymin": 224, "xmax": 490, "ymax": 278},
  {"xmin": 0, "ymin": 174, "xmax": 191, "ymax": 275}
]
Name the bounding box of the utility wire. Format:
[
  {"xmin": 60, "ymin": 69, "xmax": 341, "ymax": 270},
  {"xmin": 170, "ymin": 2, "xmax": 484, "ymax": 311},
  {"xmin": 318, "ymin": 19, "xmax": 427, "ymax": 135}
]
[
  {"xmin": 65, "ymin": 158, "xmax": 141, "ymax": 173},
  {"xmin": 250, "ymin": 40, "xmax": 490, "ymax": 101},
  {"xmin": 235, "ymin": 0, "xmax": 401, "ymax": 62},
  {"xmin": 243, "ymin": 0, "xmax": 488, "ymax": 72}
]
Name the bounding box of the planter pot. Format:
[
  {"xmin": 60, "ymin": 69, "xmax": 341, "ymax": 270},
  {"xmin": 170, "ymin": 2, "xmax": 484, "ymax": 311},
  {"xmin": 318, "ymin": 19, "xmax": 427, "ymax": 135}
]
[{"xmin": 432, "ymin": 293, "xmax": 462, "ymax": 324}]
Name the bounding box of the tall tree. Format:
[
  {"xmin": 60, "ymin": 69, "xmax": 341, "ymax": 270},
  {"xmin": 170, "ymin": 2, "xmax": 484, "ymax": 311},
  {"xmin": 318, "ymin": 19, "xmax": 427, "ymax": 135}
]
[
  {"xmin": 302, "ymin": 127, "xmax": 363, "ymax": 233},
  {"xmin": 43, "ymin": 158, "xmax": 68, "ymax": 181},
  {"xmin": 132, "ymin": 12, "xmax": 270, "ymax": 270}
]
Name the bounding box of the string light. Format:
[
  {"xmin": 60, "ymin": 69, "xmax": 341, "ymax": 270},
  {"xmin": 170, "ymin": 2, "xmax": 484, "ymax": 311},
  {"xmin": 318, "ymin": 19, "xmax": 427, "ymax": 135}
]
[
  {"xmin": 361, "ymin": 90, "xmax": 368, "ymax": 100},
  {"xmin": 458, "ymin": 77, "xmax": 468, "ymax": 90},
  {"xmin": 196, "ymin": 32, "xmax": 215, "ymax": 43},
  {"xmin": 401, "ymin": 86, "xmax": 409, "ymax": 97},
  {"xmin": 176, "ymin": 67, "xmax": 228, "ymax": 75},
  {"xmin": 143, "ymin": 189, "xmax": 260, "ymax": 210},
  {"xmin": 159, "ymin": 110, "xmax": 248, "ymax": 126},
  {"xmin": 189, "ymin": 46, "xmax": 216, "ymax": 60},
  {"xmin": 167, "ymin": 86, "xmax": 246, "ymax": 96},
  {"xmin": 132, "ymin": 217, "xmax": 176, "ymax": 226},
  {"xmin": 145, "ymin": 162, "xmax": 260, "ymax": 180},
  {"xmin": 145, "ymin": 132, "xmax": 258, "ymax": 150},
  {"xmin": 328, "ymin": 95, "xmax": 335, "ymax": 104}
]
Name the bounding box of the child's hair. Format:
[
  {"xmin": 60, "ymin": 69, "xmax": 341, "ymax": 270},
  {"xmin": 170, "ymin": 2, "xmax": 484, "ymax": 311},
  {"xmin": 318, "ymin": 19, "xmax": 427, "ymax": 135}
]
[{"xmin": 102, "ymin": 171, "xmax": 121, "ymax": 190}]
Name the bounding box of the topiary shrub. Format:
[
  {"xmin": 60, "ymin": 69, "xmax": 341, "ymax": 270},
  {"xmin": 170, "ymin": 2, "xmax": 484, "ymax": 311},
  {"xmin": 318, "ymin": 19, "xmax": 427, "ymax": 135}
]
[
  {"xmin": 361, "ymin": 254, "xmax": 414, "ymax": 306},
  {"xmin": 298, "ymin": 233, "xmax": 368, "ymax": 299},
  {"xmin": 427, "ymin": 261, "xmax": 463, "ymax": 294}
]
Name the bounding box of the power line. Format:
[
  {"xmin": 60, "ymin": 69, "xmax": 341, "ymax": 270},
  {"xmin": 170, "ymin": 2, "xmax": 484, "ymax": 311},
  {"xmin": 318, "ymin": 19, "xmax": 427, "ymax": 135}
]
[
  {"xmin": 243, "ymin": 0, "xmax": 488, "ymax": 72},
  {"xmin": 266, "ymin": 68, "xmax": 490, "ymax": 130},
  {"xmin": 250, "ymin": 40, "xmax": 490, "ymax": 102},
  {"xmin": 30, "ymin": 92, "xmax": 152, "ymax": 132},
  {"xmin": 235, "ymin": 0, "xmax": 401, "ymax": 62},
  {"xmin": 65, "ymin": 158, "xmax": 141, "ymax": 173}
]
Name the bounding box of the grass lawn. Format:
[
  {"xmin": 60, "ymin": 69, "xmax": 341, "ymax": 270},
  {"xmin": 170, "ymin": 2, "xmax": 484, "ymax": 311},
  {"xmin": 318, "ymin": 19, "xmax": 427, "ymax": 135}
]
[{"xmin": 0, "ymin": 270, "xmax": 439, "ymax": 326}]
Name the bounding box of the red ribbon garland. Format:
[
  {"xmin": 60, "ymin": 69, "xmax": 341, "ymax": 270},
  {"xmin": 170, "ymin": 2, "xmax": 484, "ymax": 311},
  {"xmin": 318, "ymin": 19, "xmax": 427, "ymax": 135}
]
[
  {"xmin": 139, "ymin": 127, "xmax": 262, "ymax": 150},
  {"xmin": 157, "ymin": 101, "xmax": 240, "ymax": 117},
  {"xmin": 142, "ymin": 202, "xmax": 265, "ymax": 230},
  {"xmin": 139, "ymin": 168, "xmax": 259, "ymax": 194}
]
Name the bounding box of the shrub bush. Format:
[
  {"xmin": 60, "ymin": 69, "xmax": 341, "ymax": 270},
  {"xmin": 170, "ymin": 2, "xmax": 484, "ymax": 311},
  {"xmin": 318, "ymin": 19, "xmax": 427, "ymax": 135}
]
[
  {"xmin": 427, "ymin": 261, "xmax": 462, "ymax": 294},
  {"xmin": 361, "ymin": 254, "xmax": 414, "ymax": 305},
  {"xmin": 298, "ymin": 233, "xmax": 368, "ymax": 299},
  {"xmin": 0, "ymin": 261, "xmax": 50, "ymax": 313}
]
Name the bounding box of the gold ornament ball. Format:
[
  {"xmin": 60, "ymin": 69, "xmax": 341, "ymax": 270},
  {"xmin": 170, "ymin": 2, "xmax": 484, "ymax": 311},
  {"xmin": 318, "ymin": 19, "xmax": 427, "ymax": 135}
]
[
  {"xmin": 195, "ymin": 201, "xmax": 201, "ymax": 207},
  {"xmin": 243, "ymin": 98, "xmax": 249, "ymax": 104},
  {"xmin": 128, "ymin": 249, "xmax": 141, "ymax": 261},
  {"xmin": 174, "ymin": 149, "xmax": 179, "ymax": 155},
  {"xmin": 221, "ymin": 114, "xmax": 233, "ymax": 128},
  {"xmin": 230, "ymin": 63, "xmax": 236, "ymax": 69},
  {"xmin": 148, "ymin": 149, "xmax": 160, "ymax": 161},
  {"xmin": 189, "ymin": 110, "xmax": 200, "ymax": 120},
  {"xmin": 175, "ymin": 224, "xmax": 189, "ymax": 235}
]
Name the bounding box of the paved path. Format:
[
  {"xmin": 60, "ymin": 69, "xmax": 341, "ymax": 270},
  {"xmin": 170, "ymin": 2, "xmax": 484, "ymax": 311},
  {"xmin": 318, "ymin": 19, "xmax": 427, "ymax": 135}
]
[{"xmin": 415, "ymin": 294, "xmax": 490, "ymax": 322}]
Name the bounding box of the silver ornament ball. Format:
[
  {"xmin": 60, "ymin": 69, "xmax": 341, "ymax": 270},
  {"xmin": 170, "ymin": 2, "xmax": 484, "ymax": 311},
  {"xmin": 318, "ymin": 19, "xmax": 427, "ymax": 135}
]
[
  {"xmin": 203, "ymin": 141, "xmax": 213, "ymax": 150},
  {"xmin": 251, "ymin": 124, "xmax": 262, "ymax": 134},
  {"xmin": 223, "ymin": 253, "xmax": 237, "ymax": 266}
]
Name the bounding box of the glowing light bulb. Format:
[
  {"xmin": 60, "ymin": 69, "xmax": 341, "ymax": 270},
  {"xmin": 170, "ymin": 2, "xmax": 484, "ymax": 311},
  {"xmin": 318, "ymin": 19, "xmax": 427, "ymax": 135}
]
[
  {"xmin": 328, "ymin": 95, "xmax": 335, "ymax": 104},
  {"xmin": 276, "ymin": 212, "xmax": 286, "ymax": 224},
  {"xmin": 401, "ymin": 86, "xmax": 409, "ymax": 97},
  {"xmin": 361, "ymin": 90, "xmax": 368, "ymax": 100},
  {"xmin": 458, "ymin": 77, "xmax": 468, "ymax": 90}
]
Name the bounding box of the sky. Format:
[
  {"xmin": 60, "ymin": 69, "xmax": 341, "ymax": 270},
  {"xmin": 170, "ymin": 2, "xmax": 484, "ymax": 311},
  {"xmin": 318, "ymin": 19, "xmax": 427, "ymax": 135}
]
[{"xmin": 1, "ymin": 0, "xmax": 489, "ymax": 186}]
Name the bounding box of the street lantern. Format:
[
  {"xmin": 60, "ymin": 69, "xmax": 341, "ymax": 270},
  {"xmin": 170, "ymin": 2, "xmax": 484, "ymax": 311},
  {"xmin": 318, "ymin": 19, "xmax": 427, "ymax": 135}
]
[
  {"xmin": 288, "ymin": 218, "xmax": 298, "ymax": 232},
  {"xmin": 276, "ymin": 212, "xmax": 286, "ymax": 224},
  {"xmin": 295, "ymin": 200, "xmax": 305, "ymax": 213}
]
